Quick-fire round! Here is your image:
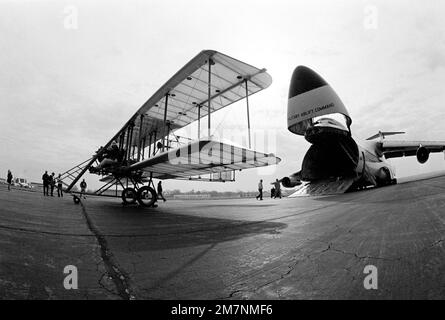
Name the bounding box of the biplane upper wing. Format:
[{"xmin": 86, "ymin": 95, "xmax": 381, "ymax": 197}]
[
  {"xmin": 125, "ymin": 50, "xmax": 272, "ymax": 148},
  {"xmin": 128, "ymin": 139, "xmax": 281, "ymax": 180},
  {"xmin": 65, "ymin": 50, "xmax": 274, "ymax": 191},
  {"xmin": 382, "ymin": 140, "xmax": 445, "ymax": 159}
]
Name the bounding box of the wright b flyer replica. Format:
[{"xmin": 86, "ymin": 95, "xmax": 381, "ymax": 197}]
[{"xmin": 60, "ymin": 50, "xmax": 281, "ymax": 207}]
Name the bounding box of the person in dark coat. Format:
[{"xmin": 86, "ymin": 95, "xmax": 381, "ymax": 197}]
[
  {"xmin": 157, "ymin": 181, "xmax": 166, "ymax": 202},
  {"xmin": 49, "ymin": 172, "xmax": 56, "ymax": 196},
  {"xmin": 272, "ymin": 179, "xmax": 282, "ymax": 199},
  {"xmin": 256, "ymin": 179, "xmax": 263, "ymax": 200},
  {"xmin": 7, "ymin": 170, "xmax": 13, "ymax": 191},
  {"xmin": 80, "ymin": 179, "xmax": 87, "ymax": 199},
  {"xmin": 42, "ymin": 171, "xmax": 49, "ymax": 196},
  {"xmin": 57, "ymin": 174, "xmax": 63, "ymax": 197}
]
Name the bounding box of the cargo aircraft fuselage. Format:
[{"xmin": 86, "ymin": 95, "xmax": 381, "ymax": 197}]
[{"xmin": 282, "ymin": 66, "xmax": 442, "ymax": 195}]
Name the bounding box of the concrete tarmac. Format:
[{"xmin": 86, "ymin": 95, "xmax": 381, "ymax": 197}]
[{"xmin": 0, "ymin": 177, "xmax": 444, "ymax": 299}]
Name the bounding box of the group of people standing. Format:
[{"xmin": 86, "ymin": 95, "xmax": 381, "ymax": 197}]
[
  {"xmin": 42, "ymin": 171, "xmax": 64, "ymax": 197},
  {"xmin": 255, "ymin": 179, "xmax": 282, "ymax": 201}
]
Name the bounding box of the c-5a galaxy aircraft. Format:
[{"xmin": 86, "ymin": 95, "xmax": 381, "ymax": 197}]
[
  {"xmin": 61, "ymin": 50, "xmax": 280, "ymax": 206},
  {"xmin": 281, "ymin": 66, "xmax": 445, "ymax": 196}
]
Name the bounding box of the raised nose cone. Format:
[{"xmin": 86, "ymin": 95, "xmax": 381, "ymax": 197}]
[
  {"xmin": 288, "ymin": 66, "xmax": 328, "ymax": 99},
  {"xmin": 287, "ymin": 66, "xmax": 352, "ymax": 136}
]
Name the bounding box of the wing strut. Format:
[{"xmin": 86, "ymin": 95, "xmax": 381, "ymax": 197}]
[
  {"xmin": 207, "ymin": 58, "xmax": 213, "ymax": 138},
  {"xmin": 125, "ymin": 122, "xmax": 135, "ymax": 162},
  {"xmin": 245, "ymin": 79, "xmax": 252, "ymax": 149},
  {"xmin": 152, "ymin": 130, "xmax": 157, "ymax": 156},
  {"xmin": 137, "ymin": 114, "xmax": 144, "ymax": 161},
  {"xmin": 198, "ymin": 104, "xmax": 201, "ymax": 140},
  {"xmin": 141, "ymin": 137, "xmax": 146, "ymax": 160},
  {"xmin": 163, "ymin": 93, "xmax": 169, "ymax": 152},
  {"xmin": 148, "ymin": 132, "xmax": 152, "ymax": 157}
]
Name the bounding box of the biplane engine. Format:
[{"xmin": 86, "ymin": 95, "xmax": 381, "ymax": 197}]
[{"xmin": 416, "ymin": 146, "xmax": 430, "ymax": 164}]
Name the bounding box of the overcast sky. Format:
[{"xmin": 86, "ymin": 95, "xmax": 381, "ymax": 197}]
[{"xmin": 1, "ymin": 0, "xmax": 445, "ymax": 192}]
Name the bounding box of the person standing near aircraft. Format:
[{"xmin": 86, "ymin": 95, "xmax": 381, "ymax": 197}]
[
  {"xmin": 80, "ymin": 179, "xmax": 87, "ymax": 199},
  {"xmin": 272, "ymin": 179, "xmax": 282, "ymax": 199},
  {"xmin": 57, "ymin": 174, "xmax": 63, "ymax": 197},
  {"xmin": 7, "ymin": 170, "xmax": 13, "ymax": 191},
  {"xmin": 42, "ymin": 171, "xmax": 49, "ymax": 196},
  {"xmin": 49, "ymin": 172, "xmax": 56, "ymax": 196},
  {"xmin": 256, "ymin": 179, "xmax": 263, "ymax": 200},
  {"xmin": 157, "ymin": 181, "xmax": 166, "ymax": 202}
]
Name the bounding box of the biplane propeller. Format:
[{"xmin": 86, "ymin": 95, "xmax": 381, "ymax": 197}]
[{"xmin": 61, "ymin": 50, "xmax": 281, "ymax": 207}]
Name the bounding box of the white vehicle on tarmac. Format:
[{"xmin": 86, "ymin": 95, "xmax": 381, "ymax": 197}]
[{"xmin": 13, "ymin": 178, "xmax": 32, "ymax": 188}]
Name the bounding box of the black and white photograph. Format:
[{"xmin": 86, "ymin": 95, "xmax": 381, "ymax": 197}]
[{"xmin": 1, "ymin": 0, "xmax": 445, "ymax": 306}]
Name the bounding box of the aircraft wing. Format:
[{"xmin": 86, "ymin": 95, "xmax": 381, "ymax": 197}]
[
  {"xmin": 127, "ymin": 139, "xmax": 281, "ymax": 180},
  {"xmin": 382, "ymin": 140, "xmax": 445, "ymax": 159},
  {"xmin": 64, "ymin": 50, "xmax": 274, "ymax": 192},
  {"xmin": 127, "ymin": 50, "xmax": 272, "ymax": 147}
]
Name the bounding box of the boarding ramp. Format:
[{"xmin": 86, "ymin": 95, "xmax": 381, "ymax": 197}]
[{"xmin": 288, "ymin": 177, "xmax": 355, "ymax": 197}]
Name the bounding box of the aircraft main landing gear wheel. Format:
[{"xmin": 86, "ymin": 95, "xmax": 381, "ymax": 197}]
[
  {"xmin": 136, "ymin": 186, "xmax": 156, "ymax": 207},
  {"xmin": 121, "ymin": 187, "xmax": 137, "ymax": 205}
]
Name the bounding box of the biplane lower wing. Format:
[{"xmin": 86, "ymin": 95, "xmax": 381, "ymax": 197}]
[{"xmin": 128, "ymin": 139, "xmax": 281, "ymax": 180}]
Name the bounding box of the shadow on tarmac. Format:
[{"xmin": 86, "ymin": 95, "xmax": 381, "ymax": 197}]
[{"xmin": 81, "ymin": 200, "xmax": 288, "ymax": 251}]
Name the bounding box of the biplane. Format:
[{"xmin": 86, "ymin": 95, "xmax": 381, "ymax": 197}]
[{"xmin": 61, "ymin": 50, "xmax": 281, "ymax": 206}]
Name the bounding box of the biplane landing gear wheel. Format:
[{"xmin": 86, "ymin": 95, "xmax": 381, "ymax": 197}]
[
  {"xmin": 73, "ymin": 195, "xmax": 80, "ymax": 204},
  {"xmin": 121, "ymin": 187, "xmax": 137, "ymax": 205},
  {"xmin": 136, "ymin": 186, "xmax": 156, "ymax": 207}
]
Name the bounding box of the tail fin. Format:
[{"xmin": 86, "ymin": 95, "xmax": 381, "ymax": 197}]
[{"xmin": 366, "ymin": 131, "xmax": 405, "ymax": 140}]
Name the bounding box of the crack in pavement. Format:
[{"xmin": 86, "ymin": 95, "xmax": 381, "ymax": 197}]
[
  {"xmin": 318, "ymin": 242, "xmax": 402, "ymax": 262},
  {"xmin": 0, "ymin": 224, "xmax": 96, "ymax": 237},
  {"xmin": 217, "ymin": 289, "xmax": 244, "ymax": 300},
  {"xmin": 78, "ymin": 200, "xmax": 135, "ymax": 300},
  {"xmin": 219, "ymin": 235, "xmax": 406, "ymax": 298},
  {"xmin": 97, "ymin": 272, "xmax": 120, "ymax": 298}
]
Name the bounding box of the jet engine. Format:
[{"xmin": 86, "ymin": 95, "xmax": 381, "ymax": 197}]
[
  {"xmin": 280, "ymin": 173, "xmax": 302, "ymax": 188},
  {"xmin": 376, "ymin": 167, "xmax": 390, "ymax": 181},
  {"xmin": 375, "ymin": 166, "xmax": 396, "ymax": 186},
  {"xmin": 416, "ymin": 146, "xmax": 430, "ymax": 164}
]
